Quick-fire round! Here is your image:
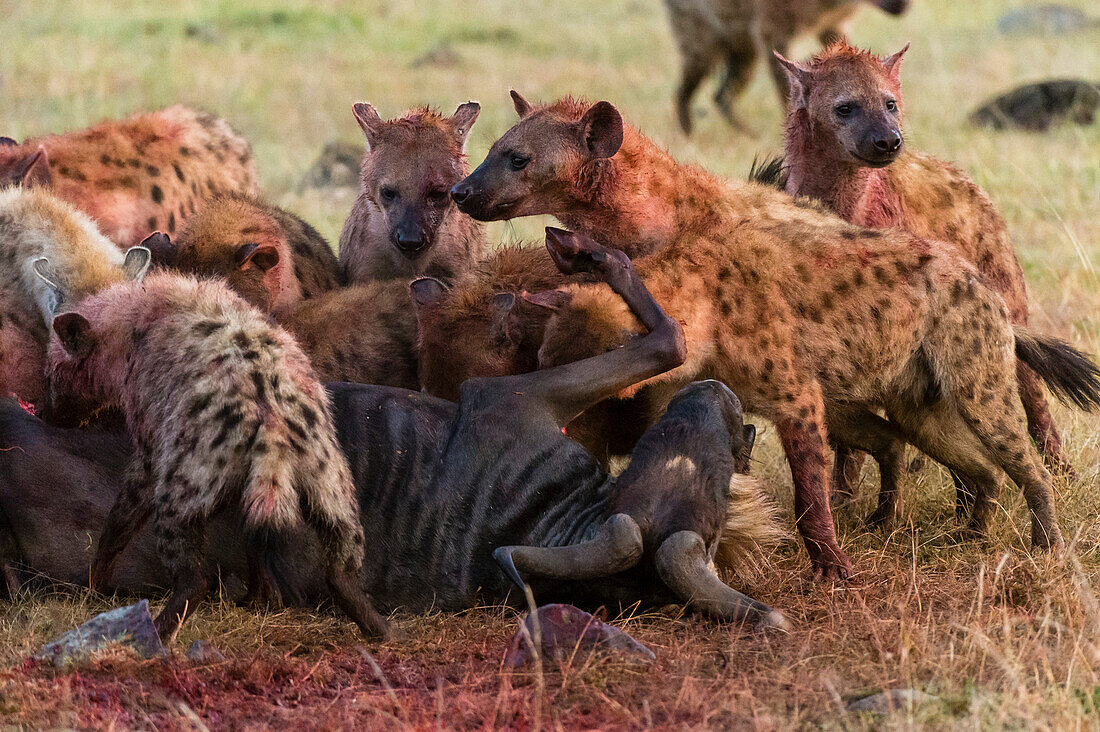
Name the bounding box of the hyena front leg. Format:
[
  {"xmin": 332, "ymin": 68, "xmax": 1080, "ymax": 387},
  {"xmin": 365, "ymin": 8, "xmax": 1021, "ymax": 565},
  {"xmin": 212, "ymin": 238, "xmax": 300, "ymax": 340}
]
[{"xmin": 90, "ymin": 449, "xmax": 155, "ymax": 589}]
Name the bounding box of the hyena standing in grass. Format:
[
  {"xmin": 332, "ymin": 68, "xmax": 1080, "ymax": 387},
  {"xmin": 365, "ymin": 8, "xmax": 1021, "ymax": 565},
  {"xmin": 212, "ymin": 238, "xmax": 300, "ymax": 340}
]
[
  {"xmin": 0, "ymin": 106, "xmax": 258, "ymax": 247},
  {"xmin": 451, "ymin": 93, "xmax": 1100, "ymax": 578},
  {"xmin": 774, "ymin": 42, "xmax": 1075, "ymax": 521},
  {"xmin": 664, "ymin": 0, "xmax": 909, "ymax": 134},
  {"xmin": 0, "ymin": 187, "xmax": 150, "ymax": 407},
  {"xmin": 145, "ymin": 194, "xmax": 340, "ymax": 315},
  {"xmin": 339, "ymin": 102, "xmax": 486, "ymax": 283},
  {"xmin": 42, "ymin": 272, "xmax": 390, "ymax": 639}
]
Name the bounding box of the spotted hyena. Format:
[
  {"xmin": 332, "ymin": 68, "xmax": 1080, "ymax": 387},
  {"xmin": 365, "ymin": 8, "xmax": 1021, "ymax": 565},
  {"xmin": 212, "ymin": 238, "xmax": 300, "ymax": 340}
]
[
  {"xmin": 339, "ymin": 102, "xmax": 486, "ymax": 283},
  {"xmin": 665, "ymin": 0, "xmax": 909, "ymax": 134},
  {"xmin": 146, "ymin": 195, "xmax": 340, "ymax": 316},
  {"xmin": 450, "ymin": 94, "xmax": 1100, "ymax": 579},
  {"xmin": 0, "ymin": 106, "xmax": 259, "ymax": 247},
  {"xmin": 0, "ymin": 187, "xmax": 150, "ymax": 408},
  {"xmin": 43, "ymin": 272, "xmax": 390, "ymax": 638},
  {"xmin": 776, "ymin": 42, "xmax": 1073, "ymax": 519}
]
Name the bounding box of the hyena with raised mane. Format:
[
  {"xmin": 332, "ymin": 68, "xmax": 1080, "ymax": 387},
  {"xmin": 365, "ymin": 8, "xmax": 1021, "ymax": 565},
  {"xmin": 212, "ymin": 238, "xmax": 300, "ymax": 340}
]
[
  {"xmin": 450, "ymin": 93, "xmax": 1100, "ymax": 579},
  {"xmin": 774, "ymin": 42, "xmax": 1074, "ymax": 522},
  {"xmin": 339, "ymin": 102, "xmax": 486, "ymax": 283},
  {"xmin": 43, "ymin": 272, "xmax": 390, "ymax": 639},
  {"xmin": 0, "ymin": 106, "xmax": 258, "ymax": 247},
  {"xmin": 145, "ymin": 194, "xmax": 340, "ymax": 316}
]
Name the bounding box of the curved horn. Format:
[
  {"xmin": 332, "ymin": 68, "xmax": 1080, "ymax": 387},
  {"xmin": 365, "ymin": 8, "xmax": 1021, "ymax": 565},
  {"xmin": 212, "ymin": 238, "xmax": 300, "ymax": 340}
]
[
  {"xmin": 493, "ymin": 513, "xmax": 643, "ymax": 587},
  {"xmin": 655, "ymin": 530, "xmax": 789, "ymax": 631}
]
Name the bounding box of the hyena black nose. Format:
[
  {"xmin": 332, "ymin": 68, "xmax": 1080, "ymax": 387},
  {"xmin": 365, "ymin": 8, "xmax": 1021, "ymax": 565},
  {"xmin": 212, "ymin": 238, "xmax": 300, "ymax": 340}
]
[
  {"xmin": 450, "ymin": 182, "xmax": 471, "ymax": 205},
  {"xmin": 873, "ymin": 129, "xmax": 903, "ymax": 153},
  {"xmin": 395, "ymin": 225, "xmax": 427, "ymax": 256}
]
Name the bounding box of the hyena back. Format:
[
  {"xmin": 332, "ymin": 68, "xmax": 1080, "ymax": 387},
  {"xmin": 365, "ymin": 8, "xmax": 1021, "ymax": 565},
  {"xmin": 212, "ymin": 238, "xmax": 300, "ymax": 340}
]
[
  {"xmin": 44, "ymin": 272, "xmax": 389, "ymax": 638},
  {"xmin": 0, "ymin": 106, "xmax": 259, "ymax": 247}
]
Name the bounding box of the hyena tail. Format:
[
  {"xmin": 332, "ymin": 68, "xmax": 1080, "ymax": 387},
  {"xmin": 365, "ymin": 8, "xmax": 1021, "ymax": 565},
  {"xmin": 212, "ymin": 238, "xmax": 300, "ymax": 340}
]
[
  {"xmin": 1015, "ymin": 328, "xmax": 1100, "ymax": 412},
  {"xmin": 713, "ymin": 474, "xmax": 785, "ymax": 581},
  {"xmin": 241, "ymin": 436, "xmax": 306, "ymax": 606}
]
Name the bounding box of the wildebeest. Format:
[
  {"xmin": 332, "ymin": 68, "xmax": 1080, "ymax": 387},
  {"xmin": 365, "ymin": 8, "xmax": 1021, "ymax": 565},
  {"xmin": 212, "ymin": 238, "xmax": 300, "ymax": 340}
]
[{"xmin": 0, "ymin": 229, "xmax": 785, "ymax": 630}]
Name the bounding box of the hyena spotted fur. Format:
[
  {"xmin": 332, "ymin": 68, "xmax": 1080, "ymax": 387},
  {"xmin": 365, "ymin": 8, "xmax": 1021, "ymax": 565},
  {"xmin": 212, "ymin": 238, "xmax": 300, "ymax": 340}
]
[
  {"xmin": 339, "ymin": 102, "xmax": 486, "ymax": 284},
  {"xmin": 146, "ymin": 194, "xmax": 340, "ymax": 316},
  {"xmin": 0, "ymin": 106, "xmax": 259, "ymax": 247},
  {"xmin": 0, "ymin": 187, "xmax": 149, "ymax": 407},
  {"xmin": 43, "ymin": 272, "xmax": 390, "ymax": 638}
]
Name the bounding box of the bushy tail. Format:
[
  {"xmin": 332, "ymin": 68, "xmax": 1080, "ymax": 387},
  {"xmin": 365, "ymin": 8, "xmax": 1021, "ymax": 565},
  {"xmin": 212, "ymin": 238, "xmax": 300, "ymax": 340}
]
[
  {"xmin": 747, "ymin": 154, "xmax": 788, "ymax": 189},
  {"xmin": 1015, "ymin": 328, "xmax": 1100, "ymax": 411},
  {"xmin": 714, "ymin": 474, "xmax": 785, "ymax": 581}
]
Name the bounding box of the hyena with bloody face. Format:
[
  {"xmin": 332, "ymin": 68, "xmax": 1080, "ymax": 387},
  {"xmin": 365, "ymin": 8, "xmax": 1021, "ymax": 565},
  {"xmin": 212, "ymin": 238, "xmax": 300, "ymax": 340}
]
[
  {"xmin": 451, "ymin": 93, "xmax": 1100, "ymax": 579},
  {"xmin": 664, "ymin": 0, "xmax": 910, "ymax": 134},
  {"xmin": 0, "ymin": 187, "xmax": 151, "ymax": 408},
  {"xmin": 145, "ymin": 194, "xmax": 340, "ymax": 316},
  {"xmin": 774, "ymin": 42, "xmax": 1074, "ymax": 520},
  {"xmin": 0, "ymin": 106, "xmax": 258, "ymax": 248},
  {"xmin": 339, "ymin": 102, "xmax": 486, "ymax": 284},
  {"xmin": 43, "ymin": 272, "xmax": 390, "ymax": 639}
]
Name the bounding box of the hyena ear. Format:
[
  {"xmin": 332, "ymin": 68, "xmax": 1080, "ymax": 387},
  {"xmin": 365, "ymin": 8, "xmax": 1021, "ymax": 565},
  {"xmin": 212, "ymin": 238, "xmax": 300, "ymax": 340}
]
[
  {"xmin": 450, "ymin": 102, "xmax": 481, "ymax": 150},
  {"xmin": 882, "ymin": 43, "xmax": 910, "ymax": 82},
  {"xmin": 16, "ymin": 147, "xmax": 51, "ymax": 187},
  {"xmin": 773, "ymin": 52, "xmax": 813, "ymax": 109},
  {"xmin": 352, "ymin": 102, "xmax": 385, "ymax": 150},
  {"xmin": 0, "ymin": 137, "xmax": 17, "ymax": 147},
  {"xmin": 140, "ymin": 231, "xmax": 177, "ymax": 268},
  {"xmin": 578, "ymin": 101, "xmax": 624, "ymax": 159},
  {"xmin": 52, "ymin": 312, "xmax": 94, "ymax": 360},
  {"xmin": 409, "ymin": 277, "xmax": 447, "ymax": 308},
  {"xmin": 235, "ymin": 243, "xmax": 280, "ymax": 272},
  {"xmin": 510, "ymin": 90, "xmax": 533, "ymax": 118},
  {"xmin": 490, "ymin": 292, "xmax": 518, "ymax": 346},
  {"xmin": 522, "ymin": 289, "xmax": 572, "ymax": 311},
  {"xmin": 121, "ymin": 246, "xmax": 152, "ymax": 282},
  {"xmin": 32, "ymin": 257, "xmax": 65, "ymax": 310}
]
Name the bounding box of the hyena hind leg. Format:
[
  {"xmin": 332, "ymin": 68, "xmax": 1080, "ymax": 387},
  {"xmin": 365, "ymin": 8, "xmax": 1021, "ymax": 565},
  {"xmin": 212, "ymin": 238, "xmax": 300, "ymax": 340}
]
[
  {"xmin": 152, "ymin": 507, "xmax": 209, "ymax": 640},
  {"xmin": 91, "ymin": 458, "xmax": 155, "ymax": 590},
  {"xmin": 1017, "ymin": 361, "xmax": 1074, "ymax": 478}
]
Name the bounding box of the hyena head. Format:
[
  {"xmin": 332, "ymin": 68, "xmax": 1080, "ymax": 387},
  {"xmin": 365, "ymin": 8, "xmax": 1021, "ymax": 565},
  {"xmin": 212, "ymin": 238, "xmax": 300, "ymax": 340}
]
[
  {"xmin": 353, "ymin": 101, "xmax": 480, "ymax": 260},
  {"xmin": 32, "ymin": 246, "xmax": 151, "ymax": 322},
  {"xmin": 148, "ymin": 195, "xmax": 299, "ymax": 313},
  {"xmin": 450, "ymin": 93, "xmax": 624, "ymax": 222},
  {"xmin": 0, "ymin": 140, "xmax": 52, "ymax": 188},
  {"xmin": 776, "ymin": 42, "xmax": 909, "ymax": 168}
]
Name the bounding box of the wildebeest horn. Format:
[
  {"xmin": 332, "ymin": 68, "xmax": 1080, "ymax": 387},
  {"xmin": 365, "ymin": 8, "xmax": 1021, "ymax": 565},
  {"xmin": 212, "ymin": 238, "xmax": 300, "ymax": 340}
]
[
  {"xmin": 493, "ymin": 512, "xmax": 643, "ymax": 587},
  {"xmin": 655, "ymin": 530, "xmax": 789, "ymax": 631}
]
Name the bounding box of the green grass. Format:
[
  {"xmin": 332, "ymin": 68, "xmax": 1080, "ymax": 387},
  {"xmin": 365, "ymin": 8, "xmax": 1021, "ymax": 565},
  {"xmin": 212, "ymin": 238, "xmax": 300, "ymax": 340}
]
[{"xmin": 1, "ymin": 0, "xmax": 1099, "ymax": 728}]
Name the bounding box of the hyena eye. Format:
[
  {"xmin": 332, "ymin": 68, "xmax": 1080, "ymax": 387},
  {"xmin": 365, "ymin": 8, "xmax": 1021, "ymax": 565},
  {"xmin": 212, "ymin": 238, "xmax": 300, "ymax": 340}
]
[
  {"xmin": 509, "ymin": 154, "xmax": 530, "ymax": 171},
  {"xmin": 835, "ymin": 104, "xmax": 854, "ymax": 118},
  {"xmin": 885, "ymin": 99, "xmax": 898, "ymax": 113},
  {"xmin": 379, "ymin": 186, "xmax": 398, "ymax": 202},
  {"xmin": 427, "ymin": 188, "xmax": 449, "ymax": 203}
]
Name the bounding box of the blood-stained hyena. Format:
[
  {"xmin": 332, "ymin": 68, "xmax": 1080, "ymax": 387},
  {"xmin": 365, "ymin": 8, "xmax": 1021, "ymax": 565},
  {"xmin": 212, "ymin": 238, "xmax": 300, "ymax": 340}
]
[
  {"xmin": 775, "ymin": 42, "xmax": 1074, "ymax": 519},
  {"xmin": 664, "ymin": 0, "xmax": 910, "ymax": 134},
  {"xmin": 147, "ymin": 194, "xmax": 340, "ymax": 316},
  {"xmin": 339, "ymin": 102, "xmax": 486, "ymax": 283},
  {"xmin": 43, "ymin": 272, "xmax": 390, "ymax": 638},
  {"xmin": 0, "ymin": 106, "xmax": 259, "ymax": 247},
  {"xmin": 451, "ymin": 94, "xmax": 1100, "ymax": 578},
  {"xmin": 0, "ymin": 187, "xmax": 150, "ymax": 408}
]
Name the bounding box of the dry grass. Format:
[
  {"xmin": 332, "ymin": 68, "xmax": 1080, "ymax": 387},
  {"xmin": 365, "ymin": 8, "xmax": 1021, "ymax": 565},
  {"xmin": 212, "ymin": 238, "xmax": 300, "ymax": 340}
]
[{"xmin": 1, "ymin": 0, "xmax": 1098, "ymax": 728}]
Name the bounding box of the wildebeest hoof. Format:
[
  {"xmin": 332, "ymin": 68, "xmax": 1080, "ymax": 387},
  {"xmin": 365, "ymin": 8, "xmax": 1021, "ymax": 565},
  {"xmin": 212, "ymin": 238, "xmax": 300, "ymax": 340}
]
[
  {"xmin": 866, "ymin": 505, "xmax": 901, "ymax": 529},
  {"xmin": 755, "ymin": 610, "xmax": 791, "ymax": 633}
]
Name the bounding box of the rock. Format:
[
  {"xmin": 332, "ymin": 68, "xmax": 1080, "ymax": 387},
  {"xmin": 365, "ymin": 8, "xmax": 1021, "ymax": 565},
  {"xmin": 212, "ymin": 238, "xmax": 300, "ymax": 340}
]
[
  {"xmin": 186, "ymin": 639, "xmax": 227, "ymax": 664},
  {"xmin": 997, "ymin": 5, "xmax": 1095, "ymax": 35},
  {"xmin": 299, "ymin": 141, "xmax": 363, "ymax": 191},
  {"xmin": 970, "ymin": 80, "xmax": 1099, "ymax": 132},
  {"xmin": 504, "ymin": 603, "xmax": 655, "ymax": 667},
  {"xmin": 848, "ymin": 689, "xmax": 939, "ymax": 714},
  {"xmin": 412, "ymin": 43, "xmax": 461, "ymax": 69},
  {"xmin": 36, "ymin": 600, "xmax": 166, "ymax": 667}
]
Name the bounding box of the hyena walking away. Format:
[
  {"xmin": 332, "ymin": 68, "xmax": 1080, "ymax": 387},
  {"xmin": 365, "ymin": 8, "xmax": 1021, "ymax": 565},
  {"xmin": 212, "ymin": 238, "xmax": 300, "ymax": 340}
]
[
  {"xmin": 776, "ymin": 42, "xmax": 1076, "ymax": 518},
  {"xmin": 339, "ymin": 103, "xmax": 486, "ymax": 283},
  {"xmin": 665, "ymin": 0, "xmax": 909, "ymax": 133},
  {"xmin": 0, "ymin": 106, "xmax": 259, "ymax": 247},
  {"xmin": 43, "ymin": 272, "xmax": 390, "ymax": 639},
  {"xmin": 452, "ymin": 93, "xmax": 1100, "ymax": 578}
]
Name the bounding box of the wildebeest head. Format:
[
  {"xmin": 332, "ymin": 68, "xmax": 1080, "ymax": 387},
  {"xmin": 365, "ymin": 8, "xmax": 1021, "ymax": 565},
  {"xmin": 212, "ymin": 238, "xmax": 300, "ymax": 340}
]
[
  {"xmin": 354, "ymin": 101, "xmax": 480, "ymax": 260},
  {"xmin": 777, "ymin": 42, "xmax": 909, "ymax": 168}
]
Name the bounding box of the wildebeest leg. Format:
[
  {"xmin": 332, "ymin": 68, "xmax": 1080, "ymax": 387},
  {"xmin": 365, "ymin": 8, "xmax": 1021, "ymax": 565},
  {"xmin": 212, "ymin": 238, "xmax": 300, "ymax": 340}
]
[
  {"xmin": 0, "ymin": 504, "xmax": 24, "ymax": 597},
  {"xmin": 655, "ymin": 530, "xmax": 787, "ymax": 629},
  {"xmin": 90, "ymin": 456, "xmax": 154, "ymax": 589},
  {"xmin": 494, "ymin": 513, "xmax": 644, "ymax": 588},
  {"xmin": 486, "ymin": 228, "xmax": 685, "ymax": 428}
]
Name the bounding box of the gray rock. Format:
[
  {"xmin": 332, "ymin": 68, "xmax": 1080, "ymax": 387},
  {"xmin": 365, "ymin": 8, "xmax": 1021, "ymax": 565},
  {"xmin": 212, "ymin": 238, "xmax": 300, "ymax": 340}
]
[
  {"xmin": 299, "ymin": 141, "xmax": 363, "ymax": 190},
  {"xmin": 505, "ymin": 603, "xmax": 655, "ymax": 667},
  {"xmin": 848, "ymin": 689, "xmax": 939, "ymax": 714},
  {"xmin": 186, "ymin": 639, "xmax": 227, "ymax": 664},
  {"xmin": 998, "ymin": 5, "xmax": 1095, "ymax": 35},
  {"xmin": 970, "ymin": 80, "xmax": 1099, "ymax": 132},
  {"xmin": 36, "ymin": 600, "xmax": 166, "ymax": 667}
]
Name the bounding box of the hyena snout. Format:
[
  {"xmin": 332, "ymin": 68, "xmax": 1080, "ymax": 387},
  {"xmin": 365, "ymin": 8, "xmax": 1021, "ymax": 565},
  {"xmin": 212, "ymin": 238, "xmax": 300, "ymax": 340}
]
[
  {"xmin": 856, "ymin": 125, "xmax": 903, "ymax": 166},
  {"xmin": 874, "ymin": 0, "xmax": 910, "ymax": 16},
  {"xmin": 392, "ymin": 211, "xmax": 431, "ymax": 258}
]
